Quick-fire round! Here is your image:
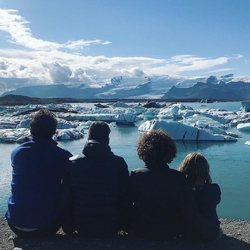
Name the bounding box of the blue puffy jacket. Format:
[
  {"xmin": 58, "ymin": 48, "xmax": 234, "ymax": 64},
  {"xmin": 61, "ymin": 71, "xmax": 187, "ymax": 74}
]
[{"xmin": 6, "ymin": 138, "xmax": 72, "ymax": 229}]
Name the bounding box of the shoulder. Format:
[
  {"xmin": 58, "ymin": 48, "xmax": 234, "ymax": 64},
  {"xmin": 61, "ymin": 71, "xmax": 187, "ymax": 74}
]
[
  {"xmin": 131, "ymin": 167, "xmax": 185, "ymax": 179},
  {"xmin": 112, "ymin": 154, "xmax": 128, "ymax": 166},
  {"xmin": 209, "ymin": 183, "xmax": 221, "ymax": 194},
  {"xmin": 55, "ymin": 146, "xmax": 72, "ymax": 158},
  {"xmin": 11, "ymin": 141, "xmax": 33, "ymax": 158}
]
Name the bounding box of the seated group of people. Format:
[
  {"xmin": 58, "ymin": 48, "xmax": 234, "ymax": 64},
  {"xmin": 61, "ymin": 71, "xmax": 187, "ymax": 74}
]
[{"xmin": 5, "ymin": 109, "xmax": 221, "ymax": 241}]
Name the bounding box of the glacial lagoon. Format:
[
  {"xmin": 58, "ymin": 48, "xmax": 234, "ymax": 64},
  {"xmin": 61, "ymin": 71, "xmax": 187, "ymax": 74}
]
[{"xmin": 0, "ymin": 101, "xmax": 250, "ymax": 219}]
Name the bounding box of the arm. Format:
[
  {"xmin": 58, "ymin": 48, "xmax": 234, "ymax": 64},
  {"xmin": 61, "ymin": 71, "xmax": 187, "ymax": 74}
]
[
  {"xmin": 117, "ymin": 158, "xmax": 130, "ymax": 232},
  {"xmin": 61, "ymin": 158, "xmax": 75, "ymax": 234}
]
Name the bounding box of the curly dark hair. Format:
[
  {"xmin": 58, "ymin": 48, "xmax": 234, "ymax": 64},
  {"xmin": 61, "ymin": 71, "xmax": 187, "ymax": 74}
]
[
  {"xmin": 137, "ymin": 129, "xmax": 177, "ymax": 167},
  {"xmin": 30, "ymin": 109, "xmax": 57, "ymax": 139}
]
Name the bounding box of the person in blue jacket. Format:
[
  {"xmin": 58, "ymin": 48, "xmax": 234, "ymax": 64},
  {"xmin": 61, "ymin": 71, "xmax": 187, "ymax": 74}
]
[{"xmin": 6, "ymin": 109, "xmax": 72, "ymax": 238}]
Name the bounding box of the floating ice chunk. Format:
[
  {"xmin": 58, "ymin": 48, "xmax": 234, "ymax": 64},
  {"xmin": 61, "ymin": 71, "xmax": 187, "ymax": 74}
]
[
  {"xmin": 16, "ymin": 118, "xmax": 31, "ymax": 128},
  {"xmin": 0, "ymin": 121, "xmax": 18, "ymax": 129},
  {"xmin": 57, "ymin": 118, "xmax": 78, "ymax": 129},
  {"xmin": 241, "ymin": 101, "xmax": 250, "ymax": 112},
  {"xmin": 144, "ymin": 109, "xmax": 159, "ymax": 120},
  {"xmin": 56, "ymin": 128, "xmax": 83, "ymax": 141},
  {"xmin": 115, "ymin": 111, "xmax": 137, "ymax": 125},
  {"xmin": 16, "ymin": 117, "xmax": 77, "ymax": 129},
  {"xmin": 0, "ymin": 128, "xmax": 30, "ymax": 143},
  {"xmin": 237, "ymin": 123, "xmax": 250, "ymax": 132},
  {"xmin": 157, "ymin": 104, "xmax": 194, "ymax": 120},
  {"xmin": 77, "ymin": 121, "xmax": 93, "ymax": 132},
  {"xmin": 62, "ymin": 112, "xmax": 136, "ymax": 125},
  {"xmin": 112, "ymin": 102, "xmax": 129, "ymax": 108},
  {"xmin": 138, "ymin": 120, "xmax": 237, "ymax": 142},
  {"xmin": 245, "ymin": 141, "xmax": 250, "ymax": 146}
]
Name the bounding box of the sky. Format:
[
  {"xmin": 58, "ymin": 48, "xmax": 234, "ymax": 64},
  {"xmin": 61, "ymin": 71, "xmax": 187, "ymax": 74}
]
[{"xmin": 0, "ymin": 0, "xmax": 250, "ymax": 89}]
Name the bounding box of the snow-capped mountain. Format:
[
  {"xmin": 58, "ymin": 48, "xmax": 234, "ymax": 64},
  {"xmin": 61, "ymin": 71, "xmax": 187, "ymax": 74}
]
[{"xmin": 2, "ymin": 74, "xmax": 250, "ymax": 100}]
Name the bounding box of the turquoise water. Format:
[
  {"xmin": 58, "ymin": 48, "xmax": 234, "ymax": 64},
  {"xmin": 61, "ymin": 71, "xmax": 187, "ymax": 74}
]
[{"xmin": 1, "ymin": 102, "xmax": 250, "ymax": 219}]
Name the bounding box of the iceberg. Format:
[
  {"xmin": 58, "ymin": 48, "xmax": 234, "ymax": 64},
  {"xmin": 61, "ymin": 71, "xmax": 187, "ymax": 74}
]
[
  {"xmin": 138, "ymin": 120, "xmax": 237, "ymax": 142},
  {"xmin": 0, "ymin": 128, "xmax": 30, "ymax": 143},
  {"xmin": 112, "ymin": 102, "xmax": 129, "ymax": 108},
  {"xmin": 237, "ymin": 123, "xmax": 250, "ymax": 132},
  {"xmin": 55, "ymin": 128, "xmax": 84, "ymax": 141},
  {"xmin": 241, "ymin": 101, "xmax": 250, "ymax": 112},
  {"xmin": 62, "ymin": 112, "xmax": 136, "ymax": 125},
  {"xmin": 157, "ymin": 103, "xmax": 194, "ymax": 120},
  {"xmin": 245, "ymin": 141, "xmax": 250, "ymax": 146}
]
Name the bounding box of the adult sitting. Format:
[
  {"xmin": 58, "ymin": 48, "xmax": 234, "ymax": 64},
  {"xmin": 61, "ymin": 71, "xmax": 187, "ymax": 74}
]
[
  {"xmin": 130, "ymin": 130, "xmax": 219, "ymax": 241},
  {"xmin": 5, "ymin": 109, "xmax": 72, "ymax": 238},
  {"xmin": 63, "ymin": 121, "xmax": 129, "ymax": 238}
]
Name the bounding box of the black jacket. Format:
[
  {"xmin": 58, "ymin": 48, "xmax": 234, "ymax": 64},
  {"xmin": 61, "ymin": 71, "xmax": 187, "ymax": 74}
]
[
  {"xmin": 192, "ymin": 183, "xmax": 221, "ymax": 227},
  {"xmin": 63, "ymin": 140, "xmax": 129, "ymax": 237},
  {"xmin": 130, "ymin": 165, "xmax": 219, "ymax": 241}
]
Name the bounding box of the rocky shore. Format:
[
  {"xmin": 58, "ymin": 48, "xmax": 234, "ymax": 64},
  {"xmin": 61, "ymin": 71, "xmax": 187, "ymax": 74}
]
[{"xmin": 0, "ymin": 218, "xmax": 249, "ymax": 250}]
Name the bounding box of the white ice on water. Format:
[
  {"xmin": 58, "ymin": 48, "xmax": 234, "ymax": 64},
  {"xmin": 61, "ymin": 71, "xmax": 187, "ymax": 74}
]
[{"xmin": 1, "ymin": 101, "xmax": 250, "ymax": 143}]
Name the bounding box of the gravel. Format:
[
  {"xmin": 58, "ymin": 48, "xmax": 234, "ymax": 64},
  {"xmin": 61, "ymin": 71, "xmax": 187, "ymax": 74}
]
[{"xmin": 0, "ymin": 217, "xmax": 249, "ymax": 250}]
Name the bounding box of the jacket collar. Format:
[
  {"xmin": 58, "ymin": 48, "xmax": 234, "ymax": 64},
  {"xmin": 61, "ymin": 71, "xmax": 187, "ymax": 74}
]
[{"xmin": 82, "ymin": 140, "xmax": 113, "ymax": 158}]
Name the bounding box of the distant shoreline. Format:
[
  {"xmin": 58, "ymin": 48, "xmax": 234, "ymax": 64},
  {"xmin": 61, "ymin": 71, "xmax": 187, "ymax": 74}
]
[
  {"xmin": 0, "ymin": 217, "xmax": 249, "ymax": 250},
  {"xmin": 0, "ymin": 94, "xmax": 246, "ymax": 106}
]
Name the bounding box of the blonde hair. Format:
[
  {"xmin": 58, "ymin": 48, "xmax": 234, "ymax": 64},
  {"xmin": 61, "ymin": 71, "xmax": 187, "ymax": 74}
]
[{"xmin": 179, "ymin": 152, "xmax": 212, "ymax": 186}]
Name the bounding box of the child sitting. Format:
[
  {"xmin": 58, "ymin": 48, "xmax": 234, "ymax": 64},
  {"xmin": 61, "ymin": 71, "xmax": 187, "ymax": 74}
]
[{"xmin": 179, "ymin": 152, "xmax": 221, "ymax": 228}]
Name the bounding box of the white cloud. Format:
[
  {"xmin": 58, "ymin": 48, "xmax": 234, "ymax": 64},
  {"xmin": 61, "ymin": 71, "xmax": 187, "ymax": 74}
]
[
  {"xmin": 0, "ymin": 9, "xmax": 111, "ymax": 51},
  {"xmin": 64, "ymin": 39, "xmax": 111, "ymax": 50},
  {"xmin": 0, "ymin": 8, "xmax": 246, "ymax": 92}
]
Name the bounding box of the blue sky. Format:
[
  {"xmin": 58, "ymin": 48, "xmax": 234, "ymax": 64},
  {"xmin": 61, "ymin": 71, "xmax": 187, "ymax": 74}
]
[{"xmin": 0, "ymin": 0, "xmax": 250, "ymax": 89}]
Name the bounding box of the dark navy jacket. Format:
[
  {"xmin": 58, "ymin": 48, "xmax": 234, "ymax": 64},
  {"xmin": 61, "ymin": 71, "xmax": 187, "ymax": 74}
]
[
  {"xmin": 63, "ymin": 140, "xmax": 129, "ymax": 237},
  {"xmin": 5, "ymin": 138, "xmax": 72, "ymax": 229},
  {"xmin": 192, "ymin": 183, "xmax": 221, "ymax": 227},
  {"xmin": 130, "ymin": 165, "xmax": 219, "ymax": 241}
]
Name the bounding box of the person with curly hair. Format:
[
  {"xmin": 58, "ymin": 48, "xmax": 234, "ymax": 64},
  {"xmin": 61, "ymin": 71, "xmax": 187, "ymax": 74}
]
[{"xmin": 130, "ymin": 129, "xmax": 220, "ymax": 241}]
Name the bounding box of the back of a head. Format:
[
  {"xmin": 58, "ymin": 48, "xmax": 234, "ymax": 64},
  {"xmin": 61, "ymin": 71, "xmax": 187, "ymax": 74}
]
[
  {"xmin": 30, "ymin": 109, "xmax": 57, "ymax": 139},
  {"xmin": 137, "ymin": 129, "xmax": 177, "ymax": 168},
  {"xmin": 88, "ymin": 121, "xmax": 111, "ymax": 144},
  {"xmin": 179, "ymin": 152, "xmax": 212, "ymax": 185}
]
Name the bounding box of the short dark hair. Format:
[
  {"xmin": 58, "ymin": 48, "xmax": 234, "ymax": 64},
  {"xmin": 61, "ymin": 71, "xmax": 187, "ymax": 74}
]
[
  {"xmin": 88, "ymin": 121, "xmax": 111, "ymax": 143},
  {"xmin": 30, "ymin": 109, "xmax": 57, "ymax": 139},
  {"xmin": 137, "ymin": 130, "xmax": 177, "ymax": 167}
]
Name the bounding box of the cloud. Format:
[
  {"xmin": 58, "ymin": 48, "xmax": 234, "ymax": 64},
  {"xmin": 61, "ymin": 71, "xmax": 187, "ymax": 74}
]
[
  {"xmin": 0, "ymin": 8, "xmax": 245, "ymax": 92},
  {"xmin": 64, "ymin": 39, "xmax": 111, "ymax": 50},
  {"xmin": 0, "ymin": 9, "xmax": 111, "ymax": 51},
  {"xmin": 45, "ymin": 63, "xmax": 72, "ymax": 83}
]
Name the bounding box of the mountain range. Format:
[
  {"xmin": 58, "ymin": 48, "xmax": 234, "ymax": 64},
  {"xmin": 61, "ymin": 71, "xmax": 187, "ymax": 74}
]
[{"xmin": 2, "ymin": 74, "xmax": 250, "ymax": 101}]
